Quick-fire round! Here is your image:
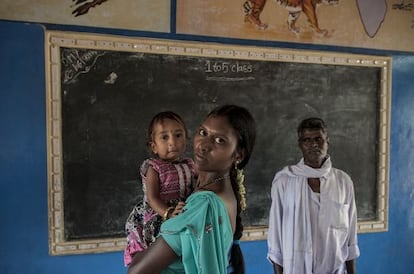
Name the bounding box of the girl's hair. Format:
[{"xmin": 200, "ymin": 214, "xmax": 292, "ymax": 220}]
[
  {"xmin": 206, "ymin": 104, "xmax": 256, "ymax": 274},
  {"xmin": 146, "ymin": 111, "xmax": 188, "ymax": 156}
]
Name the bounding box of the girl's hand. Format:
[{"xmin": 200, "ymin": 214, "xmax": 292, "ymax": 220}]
[{"xmin": 171, "ymin": 201, "xmax": 186, "ymax": 217}]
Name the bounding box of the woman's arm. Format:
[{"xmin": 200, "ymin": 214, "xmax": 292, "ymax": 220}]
[{"xmin": 127, "ymin": 237, "xmax": 178, "ymax": 274}]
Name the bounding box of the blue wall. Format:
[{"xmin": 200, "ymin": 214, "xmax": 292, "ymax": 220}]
[{"xmin": 0, "ymin": 20, "xmax": 413, "ymax": 274}]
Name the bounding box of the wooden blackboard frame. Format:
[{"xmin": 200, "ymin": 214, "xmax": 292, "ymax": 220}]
[{"xmin": 45, "ymin": 31, "xmax": 391, "ymax": 255}]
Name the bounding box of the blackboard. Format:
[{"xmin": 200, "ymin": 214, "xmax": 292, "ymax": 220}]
[{"xmin": 46, "ymin": 32, "xmax": 391, "ymax": 254}]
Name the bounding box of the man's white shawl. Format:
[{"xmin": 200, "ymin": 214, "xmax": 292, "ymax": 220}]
[{"xmin": 268, "ymin": 157, "xmax": 332, "ymax": 274}]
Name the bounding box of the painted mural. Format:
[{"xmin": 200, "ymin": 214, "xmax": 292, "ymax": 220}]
[
  {"xmin": 0, "ymin": 1, "xmax": 412, "ymax": 51},
  {"xmin": 177, "ymin": 0, "xmax": 414, "ymax": 52},
  {"xmin": 0, "ymin": 0, "xmax": 170, "ymax": 32}
]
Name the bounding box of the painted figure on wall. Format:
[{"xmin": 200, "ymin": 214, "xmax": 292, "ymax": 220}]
[
  {"xmin": 356, "ymin": 0, "xmax": 386, "ymax": 37},
  {"xmin": 72, "ymin": 0, "xmax": 108, "ymax": 17},
  {"xmin": 243, "ymin": 0, "xmax": 339, "ymax": 36},
  {"xmin": 243, "ymin": 0, "xmax": 269, "ymax": 30}
]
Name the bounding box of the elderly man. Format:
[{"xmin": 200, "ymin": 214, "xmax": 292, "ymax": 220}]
[{"xmin": 267, "ymin": 117, "xmax": 360, "ymax": 274}]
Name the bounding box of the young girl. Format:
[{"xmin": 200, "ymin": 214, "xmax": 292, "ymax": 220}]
[
  {"xmin": 124, "ymin": 111, "xmax": 195, "ymax": 266},
  {"xmin": 127, "ymin": 104, "xmax": 257, "ymax": 274}
]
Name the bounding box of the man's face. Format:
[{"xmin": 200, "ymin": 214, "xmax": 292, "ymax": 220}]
[{"xmin": 298, "ymin": 129, "xmax": 329, "ymax": 168}]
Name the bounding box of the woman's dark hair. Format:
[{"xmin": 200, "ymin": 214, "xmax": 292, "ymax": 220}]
[
  {"xmin": 146, "ymin": 111, "xmax": 188, "ymax": 156},
  {"xmin": 206, "ymin": 104, "xmax": 256, "ymax": 274}
]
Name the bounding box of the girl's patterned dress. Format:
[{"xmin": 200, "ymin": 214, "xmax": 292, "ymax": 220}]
[{"xmin": 124, "ymin": 157, "xmax": 195, "ymax": 266}]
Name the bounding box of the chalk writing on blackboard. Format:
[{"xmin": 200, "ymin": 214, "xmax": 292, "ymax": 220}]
[{"xmin": 61, "ymin": 50, "xmax": 104, "ymax": 83}]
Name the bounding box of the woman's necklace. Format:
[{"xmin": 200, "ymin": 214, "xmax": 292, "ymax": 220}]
[{"xmin": 196, "ymin": 175, "xmax": 230, "ymax": 190}]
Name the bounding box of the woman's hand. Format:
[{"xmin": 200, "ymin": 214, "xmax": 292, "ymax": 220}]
[{"xmin": 171, "ymin": 201, "xmax": 186, "ymax": 217}]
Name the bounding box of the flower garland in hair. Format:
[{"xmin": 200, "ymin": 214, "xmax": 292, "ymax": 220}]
[{"xmin": 236, "ymin": 167, "xmax": 247, "ymax": 211}]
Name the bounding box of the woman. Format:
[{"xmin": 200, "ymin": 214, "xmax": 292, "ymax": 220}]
[{"xmin": 127, "ymin": 104, "xmax": 256, "ymax": 274}]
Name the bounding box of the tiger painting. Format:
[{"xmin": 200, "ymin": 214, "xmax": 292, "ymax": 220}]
[
  {"xmin": 243, "ymin": 0, "xmax": 339, "ymax": 36},
  {"xmin": 243, "ymin": 0, "xmax": 268, "ymax": 30}
]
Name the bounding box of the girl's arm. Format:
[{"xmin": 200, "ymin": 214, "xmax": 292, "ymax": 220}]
[
  {"xmin": 127, "ymin": 237, "xmax": 178, "ymax": 274},
  {"xmin": 145, "ymin": 166, "xmax": 171, "ymax": 218}
]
